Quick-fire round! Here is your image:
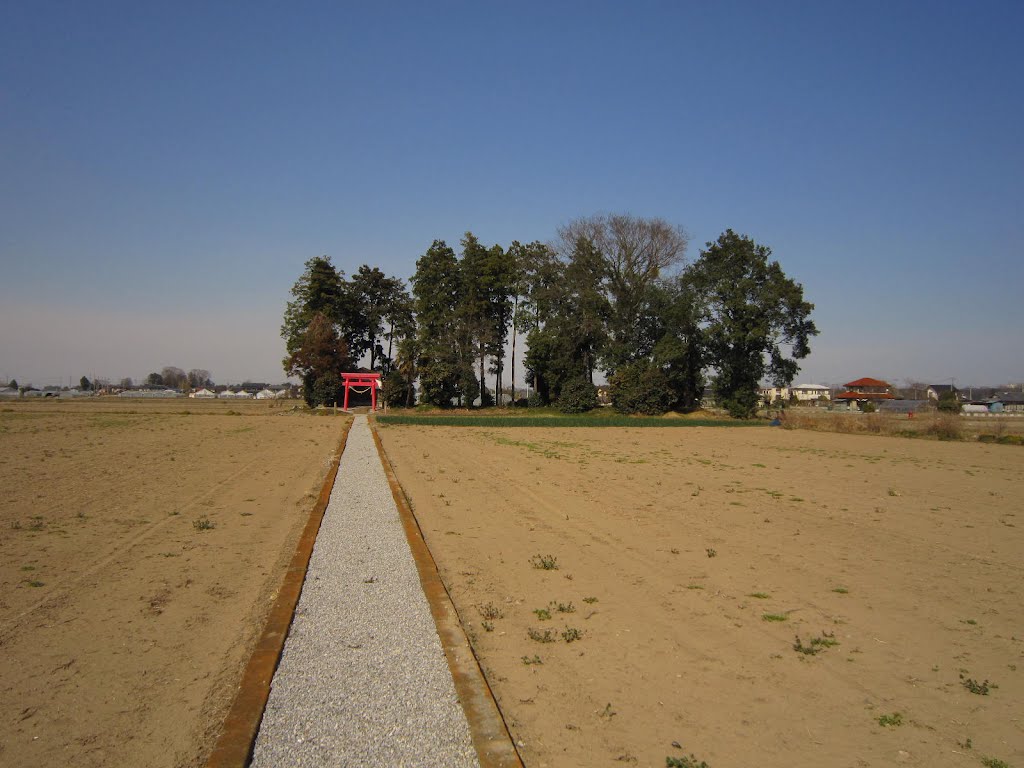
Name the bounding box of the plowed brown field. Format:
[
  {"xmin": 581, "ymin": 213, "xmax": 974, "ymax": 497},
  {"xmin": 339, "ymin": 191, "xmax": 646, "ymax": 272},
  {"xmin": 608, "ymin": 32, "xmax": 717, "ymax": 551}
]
[
  {"xmin": 378, "ymin": 422, "xmax": 1023, "ymax": 768},
  {"xmin": 0, "ymin": 399, "xmax": 345, "ymax": 768}
]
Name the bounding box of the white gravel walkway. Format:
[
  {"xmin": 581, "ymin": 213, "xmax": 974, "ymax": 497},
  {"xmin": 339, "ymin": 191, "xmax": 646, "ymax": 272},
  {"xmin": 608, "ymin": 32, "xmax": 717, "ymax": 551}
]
[{"xmin": 250, "ymin": 415, "xmax": 480, "ymax": 768}]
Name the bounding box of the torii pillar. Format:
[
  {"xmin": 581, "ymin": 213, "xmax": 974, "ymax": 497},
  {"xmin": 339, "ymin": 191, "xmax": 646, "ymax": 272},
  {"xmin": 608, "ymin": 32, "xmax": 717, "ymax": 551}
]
[{"xmin": 340, "ymin": 372, "xmax": 382, "ymax": 411}]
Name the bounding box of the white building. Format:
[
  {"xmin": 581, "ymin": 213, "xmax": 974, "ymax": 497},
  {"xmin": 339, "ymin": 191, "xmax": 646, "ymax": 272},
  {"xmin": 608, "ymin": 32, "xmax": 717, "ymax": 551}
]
[{"xmin": 790, "ymin": 384, "xmax": 830, "ymax": 402}]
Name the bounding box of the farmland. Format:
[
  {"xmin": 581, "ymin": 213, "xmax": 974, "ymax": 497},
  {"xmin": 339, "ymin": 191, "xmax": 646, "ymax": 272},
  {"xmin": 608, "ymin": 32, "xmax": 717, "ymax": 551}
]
[
  {"xmin": 0, "ymin": 399, "xmax": 345, "ymax": 768},
  {"xmin": 378, "ymin": 420, "xmax": 1023, "ymax": 768}
]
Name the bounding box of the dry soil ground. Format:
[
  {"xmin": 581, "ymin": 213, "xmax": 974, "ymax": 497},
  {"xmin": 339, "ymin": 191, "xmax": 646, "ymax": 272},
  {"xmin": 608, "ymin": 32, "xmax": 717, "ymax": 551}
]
[
  {"xmin": 378, "ymin": 422, "xmax": 1023, "ymax": 768},
  {"xmin": 0, "ymin": 398, "xmax": 345, "ymax": 768}
]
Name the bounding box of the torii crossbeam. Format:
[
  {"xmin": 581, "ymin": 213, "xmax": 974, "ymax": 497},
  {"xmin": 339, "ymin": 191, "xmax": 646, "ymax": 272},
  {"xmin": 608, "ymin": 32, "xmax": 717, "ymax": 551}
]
[{"xmin": 340, "ymin": 372, "xmax": 382, "ymax": 411}]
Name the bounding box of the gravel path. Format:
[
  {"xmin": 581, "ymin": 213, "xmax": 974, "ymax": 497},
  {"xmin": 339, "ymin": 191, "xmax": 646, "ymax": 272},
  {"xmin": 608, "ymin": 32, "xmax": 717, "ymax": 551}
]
[{"xmin": 250, "ymin": 415, "xmax": 480, "ymax": 768}]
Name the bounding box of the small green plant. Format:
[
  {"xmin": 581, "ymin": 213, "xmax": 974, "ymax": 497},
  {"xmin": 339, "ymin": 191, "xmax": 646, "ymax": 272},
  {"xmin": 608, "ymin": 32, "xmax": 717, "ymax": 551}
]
[
  {"xmin": 533, "ymin": 607, "xmax": 552, "ymax": 621},
  {"xmin": 521, "ymin": 655, "xmax": 543, "ymax": 665},
  {"xmin": 748, "ymin": 592, "xmax": 770, "ymax": 599},
  {"xmin": 793, "ymin": 631, "xmax": 839, "ymax": 655},
  {"xmin": 960, "ymin": 676, "xmax": 992, "ymax": 695},
  {"xmin": 666, "ymin": 755, "xmax": 710, "ymax": 768},
  {"xmin": 193, "ymin": 517, "xmax": 216, "ymax": 531},
  {"xmin": 981, "ymin": 758, "xmax": 1010, "ymax": 768},
  {"xmin": 832, "ymin": 587, "xmax": 849, "ymax": 594},
  {"xmin": 527, "ymin": 627, "xmax": 556, "ymax": 643},
  {"xmin": 20, "ymin": 565, "xmax": 35, "ymax": 571},
  {"xmin": 961, "ymin": 618, "xmax": 978, "ymax": 625},
  {"xmin": 25, "ymin": 579, "xmax": 45, "ymax": 588},
  {"xmin": 481, "ymin": 620, "xmax": 494, "ymax": 632},
  {"xmin": 11, "ymin": 520, "xmax": 22, "ymax": 530},
  {"xmin": 561, "ymin": 626, "xmax": 583, "ymax": 643},
  {"xmin": 956, "ymin": 738, "xmax": 972, "ymax": 750},
  {"xmin": 555, "ymin": 601, "xmax": 575, "ymax": 613},
  {"xmin": 762, "ymin": 613, "xmax": 788, "ymax": 622},
  {"xmin": 478, "ymin": 602, "xmax": 503, "ymax": 620},
  {"xmin": 877, "ymin": 712, "xmax": 903, "ymax": 727},
  {"xmin": 582, "ymin": 596, "xmax": 599, "ymax": 604},
  {"xmin": 706, "ymin": 548, "xmax": 717, "ymax": 558},
  {"xmin": 530, "ymin": 554, "xmax": 559, "ymax": 570}
]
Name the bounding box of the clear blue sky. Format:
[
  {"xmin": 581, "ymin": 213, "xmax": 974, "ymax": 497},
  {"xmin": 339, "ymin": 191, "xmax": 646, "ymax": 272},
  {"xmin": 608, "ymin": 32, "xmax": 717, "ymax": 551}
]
[{"xmin": 2, "ymin": 1, "xmax": 1021, "ymax": 388}]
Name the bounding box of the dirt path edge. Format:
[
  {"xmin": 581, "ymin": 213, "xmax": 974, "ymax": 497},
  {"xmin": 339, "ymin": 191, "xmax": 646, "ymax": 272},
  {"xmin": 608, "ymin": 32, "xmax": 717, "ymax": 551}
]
[
  {"xmin": 371, "ymin": 420, "xmax": 524, "ymax": 768},
  {"xmin": 205, "ymin": 418, "xmax": 353, "ymax": 768}
]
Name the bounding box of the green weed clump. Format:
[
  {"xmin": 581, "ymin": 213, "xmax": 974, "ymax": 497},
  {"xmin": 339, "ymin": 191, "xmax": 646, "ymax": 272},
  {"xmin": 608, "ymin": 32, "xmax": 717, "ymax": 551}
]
[
  {"xmin": 530, "ymin": 554, "xmax": 559, "ymax": 570},
  {"xmin": 877, "ymin": 712, "xmax": 903, "ymax": 727},
  {"xmin": 527, "ymin": 628, "xmax": 556, "ymax": 643},
  {"xmin": 960, "ymin": 676, "xmax": 993, "ymax": 695},
  {"xmin": 666, "ymin": 754, "xmax": 710, "ymax": 768},
  {"xmin": 793, "ymin": 631, "xmax": 839, "ymax": 655}
]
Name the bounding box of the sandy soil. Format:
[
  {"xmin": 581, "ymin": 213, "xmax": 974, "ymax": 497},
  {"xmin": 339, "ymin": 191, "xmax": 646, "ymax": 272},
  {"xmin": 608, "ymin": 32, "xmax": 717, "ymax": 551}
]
[
  {"xmin": 0, "ymin": 398, "xmax": 345, "ymax": 768},
  {"xmin": 378, "ymin": 423, "xmax": 1023, "ymax": 768}
]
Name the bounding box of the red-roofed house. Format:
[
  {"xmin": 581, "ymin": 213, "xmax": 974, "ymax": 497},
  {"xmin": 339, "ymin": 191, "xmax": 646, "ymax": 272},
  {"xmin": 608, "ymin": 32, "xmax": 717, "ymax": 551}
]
[{"xmin": 835, "ymin": 377, "xmax": 895, "ymax": 405}]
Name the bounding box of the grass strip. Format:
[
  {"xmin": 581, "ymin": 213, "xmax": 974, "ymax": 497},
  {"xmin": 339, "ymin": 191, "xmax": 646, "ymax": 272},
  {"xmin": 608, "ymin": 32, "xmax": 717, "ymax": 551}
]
[{"xmin": 377, "ymin": 414, "xmax": 762, "ymax": 428}]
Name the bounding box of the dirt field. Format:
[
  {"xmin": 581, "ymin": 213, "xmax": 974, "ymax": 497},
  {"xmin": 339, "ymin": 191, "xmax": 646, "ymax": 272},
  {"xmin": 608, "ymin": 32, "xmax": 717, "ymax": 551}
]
[
  {"xmin": 378, "ymin": 423, "xmax": 1023, "ymax": 768},
  {"xmin": 0, "ymin": 398, "xmax": 345, "ymax": 768}
]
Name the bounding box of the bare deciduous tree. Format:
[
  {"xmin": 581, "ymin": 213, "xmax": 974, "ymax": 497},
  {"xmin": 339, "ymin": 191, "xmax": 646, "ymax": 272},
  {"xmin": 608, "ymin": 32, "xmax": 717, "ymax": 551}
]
[
  {"xmin": 556, "ymin": 213, "xmax": 690, "ymax": 371},
  {"xmin": 161, "ymin": 366, "xmax": 187, "ymax": 390},
  {"xmin": 187, "ymin": 369, "xmax": 212, "ymax": 389}
]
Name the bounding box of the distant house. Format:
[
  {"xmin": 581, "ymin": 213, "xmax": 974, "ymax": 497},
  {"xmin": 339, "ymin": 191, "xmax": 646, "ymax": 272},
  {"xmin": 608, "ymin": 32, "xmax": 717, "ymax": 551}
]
[
  {"xmin": 759, "ymin": 386, "xmax": 789, "ymax": 405},
  {"xmin": 255, "ymin": 388, "xmax": 277, "ymax": 400},
  {"xmin": 835, "ymin": 377, "xmax": 895, "ymax": 407},
  {"xmin": 191, "ymin": 388, "xmax": 217, "ymax": 399},
  {"xmin": 0, "ymin": 387, "xmax": 19, "ymax": 398},
  {"xmin": 790, "ymin": 383, "xmax": 830, "ymax": 402},
  {"xmin": 990, "ymin": 390, "xmax": 1024, "ymax": 413}
]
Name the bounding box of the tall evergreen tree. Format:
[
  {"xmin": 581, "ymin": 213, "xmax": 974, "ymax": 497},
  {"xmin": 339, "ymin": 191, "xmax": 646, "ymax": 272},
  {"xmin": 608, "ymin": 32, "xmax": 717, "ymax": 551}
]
[
  {"xmin": 458, "ymin": 233, "xmax": 493, "ymax": 404},
  {"xmin": 345, "ymin": 266, "xmax": 410, "ymax": 371},
  {"xmin": 282, "ymin": 256, "xmax": 353, "ymax": 404},
  {"xmin": 281, "ymin": 256, "xmax": 346, "ymax": 361},
  {"xmin": 412, "ymin": 240, "xmax": 467, "ymax": 407},
  {"xmin": 686, "ymin": 230, "xmax": 817, "ymax": 418},
  {"xmin": 648, "ymin": 279, "xmax": 705, "ymax": 410}
]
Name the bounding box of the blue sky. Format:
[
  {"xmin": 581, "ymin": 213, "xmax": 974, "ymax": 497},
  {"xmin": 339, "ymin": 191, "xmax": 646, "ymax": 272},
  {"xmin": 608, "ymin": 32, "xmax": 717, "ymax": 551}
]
[{"xmin": 2, "ymin": 1, "xmax": 1021, "ymax": 388}]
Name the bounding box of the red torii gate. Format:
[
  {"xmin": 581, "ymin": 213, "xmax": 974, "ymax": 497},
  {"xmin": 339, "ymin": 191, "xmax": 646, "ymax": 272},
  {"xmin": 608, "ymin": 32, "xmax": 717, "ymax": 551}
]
[{"xmin": 340, "ymin": 372, "xmax": 382, "ymax": 411}]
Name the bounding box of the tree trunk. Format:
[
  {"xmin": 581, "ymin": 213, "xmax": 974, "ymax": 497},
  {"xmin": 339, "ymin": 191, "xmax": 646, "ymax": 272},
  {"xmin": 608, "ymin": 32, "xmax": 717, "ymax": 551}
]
[
  {"xmin": 510, "ymin": 296, "xmax": 518, "ymax": 406},
  {"xmin": 479, "ymin": 346, "xmax": 486, "ymax": 406},
  {"xmin": 386, "ymin": 320, "xmax": 394, "ymax": 373}
]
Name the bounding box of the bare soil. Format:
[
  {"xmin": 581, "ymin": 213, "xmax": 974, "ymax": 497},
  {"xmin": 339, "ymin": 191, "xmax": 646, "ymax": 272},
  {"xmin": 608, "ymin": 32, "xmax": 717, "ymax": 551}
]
[
  {"xmin": 0, "ymin": 398, "xmax": 345, "ymax": 768},
  {"xmin": 378, "ymin": 422, "xmax": 1023, "ymax": 768}
]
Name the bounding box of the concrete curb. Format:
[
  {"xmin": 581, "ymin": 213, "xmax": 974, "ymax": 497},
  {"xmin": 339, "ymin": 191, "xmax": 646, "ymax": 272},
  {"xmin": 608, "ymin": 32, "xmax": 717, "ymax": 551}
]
[
  {"xmin": 205, "ymin": 418, "xmax": 353, "ymax": 768},
  {"xmin": 370, "ymin": 418, "xmax": 524, "ymax": 768}
]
